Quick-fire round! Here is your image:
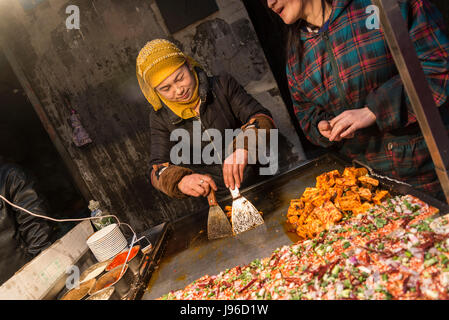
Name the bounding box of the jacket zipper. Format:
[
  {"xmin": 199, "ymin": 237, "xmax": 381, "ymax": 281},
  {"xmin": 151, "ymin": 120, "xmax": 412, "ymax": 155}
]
[{"xmin": 322, "ymin": 31, "xmax": 351, "ymax": 110}]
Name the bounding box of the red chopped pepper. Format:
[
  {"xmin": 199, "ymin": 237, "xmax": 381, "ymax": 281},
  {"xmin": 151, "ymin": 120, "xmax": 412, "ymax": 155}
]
[{"xmin": 106, "ymin": 246, "xmax": 139, "ymax": 271}]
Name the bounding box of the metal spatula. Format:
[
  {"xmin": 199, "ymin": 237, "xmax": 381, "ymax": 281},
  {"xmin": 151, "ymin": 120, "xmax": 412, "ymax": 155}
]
[
  {"xmin": 207, "ymin": 189, "xmax": 233, "ymax": 240},
  {"xmin": 230, "ymin": 187, "xmax": 264, "ymax": 235}
]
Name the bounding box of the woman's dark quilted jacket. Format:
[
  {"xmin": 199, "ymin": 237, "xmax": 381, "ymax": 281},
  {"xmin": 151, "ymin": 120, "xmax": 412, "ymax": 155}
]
[{"xmin": 149, "ymin": 71, "xmax": 274, "ymax": 198}]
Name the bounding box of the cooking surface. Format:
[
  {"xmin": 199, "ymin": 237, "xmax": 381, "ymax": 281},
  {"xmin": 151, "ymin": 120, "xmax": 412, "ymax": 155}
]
[
  {"xmin": 142, "ymin": 154, "xmax": 449, "ymax": 299},
  {"xmin": 143, "ymin": 156, "xmax": 350, "ymax": 299}
]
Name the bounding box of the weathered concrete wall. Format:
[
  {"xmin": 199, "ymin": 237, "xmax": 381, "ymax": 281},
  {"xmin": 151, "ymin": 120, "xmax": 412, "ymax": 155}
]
[
  {"xmin": 0, "ymin": 0, "xmax": 169, "ymax": 232},
  {"xmin": 0, "ymin": 0, "xmax": 304, "ymax": 232},
  {"xmin": 0, "ymin": 49, "xmax": 85, "ymax": 221}
]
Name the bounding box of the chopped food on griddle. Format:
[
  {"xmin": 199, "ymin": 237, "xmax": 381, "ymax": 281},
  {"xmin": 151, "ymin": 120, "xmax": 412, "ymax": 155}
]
[{"xmin": 160, "ymin": 195, "xmax": 447, "ymax": 300}]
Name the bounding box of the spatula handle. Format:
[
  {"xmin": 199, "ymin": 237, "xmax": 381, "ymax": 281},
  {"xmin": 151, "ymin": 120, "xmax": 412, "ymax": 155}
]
[
  {"xmin": 207, "ymin": 189, "xmax": 218, "ymax": 206},
  {"xmin": 229, "ymin": 187, "xmax": 241, "ymax": 200}
]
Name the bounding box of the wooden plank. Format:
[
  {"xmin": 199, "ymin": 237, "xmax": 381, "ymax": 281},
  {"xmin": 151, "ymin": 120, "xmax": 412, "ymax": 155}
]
[{"xmin": 373, "ymin": 0, "xmax": 449, "ymax": 203}]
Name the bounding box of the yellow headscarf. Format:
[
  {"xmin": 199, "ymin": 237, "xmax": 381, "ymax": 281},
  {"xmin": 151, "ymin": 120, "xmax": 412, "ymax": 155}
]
[{"xmin": 136, "ymin": 39, "xmax": 202, "ymax": 119}]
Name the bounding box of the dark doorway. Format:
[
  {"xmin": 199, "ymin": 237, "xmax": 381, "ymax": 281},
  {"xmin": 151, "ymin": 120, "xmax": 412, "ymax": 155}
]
[
  {"xmin": 241, "ymin": 0, "xmax": 322, "ymax": 158},
  {"xmin": 0, "ymin": 49, "xmax": 87, "ymax": 238}
]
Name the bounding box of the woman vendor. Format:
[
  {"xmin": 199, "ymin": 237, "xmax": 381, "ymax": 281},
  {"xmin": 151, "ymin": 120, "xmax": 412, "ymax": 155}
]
[
  {"xmin": 136, "ymin": 39, "xmax": 276, "ymax": 199},
  {"xmin": 267, "ymin": 0, "xmax": 449, "ymax": 200}
]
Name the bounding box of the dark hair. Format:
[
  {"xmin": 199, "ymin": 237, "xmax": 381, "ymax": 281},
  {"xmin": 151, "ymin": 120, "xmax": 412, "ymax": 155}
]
[{"xmin": 285, "ymin": 0, "xmax": 332, "ymax": 62}]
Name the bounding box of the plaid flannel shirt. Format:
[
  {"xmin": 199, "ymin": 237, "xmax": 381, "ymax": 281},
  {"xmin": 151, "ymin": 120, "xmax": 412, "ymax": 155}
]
[{"xmin": 287, "ymin": 0, "xmax": 449, "ymax": 196}]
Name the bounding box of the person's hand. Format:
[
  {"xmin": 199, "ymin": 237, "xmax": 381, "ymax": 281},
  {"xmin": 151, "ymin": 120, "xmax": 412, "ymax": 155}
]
[
  {"xmin": 178, "ymin": 174, "xmax": 217, "ymax": 197},
  {"xmin": 318, "ymin": 120, "xmax": 332, "ymax": 139},
  {"xmin": 328, "ymin": 107, "xmax": 376, "ymax": 142},
  {"xmin": 223, "ymin": 148, "xmax": 248, "ymax": 190}
]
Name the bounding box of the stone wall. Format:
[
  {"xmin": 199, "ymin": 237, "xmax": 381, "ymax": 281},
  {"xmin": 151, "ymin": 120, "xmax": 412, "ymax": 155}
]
[{"xmin": 0, "ymin": 0, "xmax": 304, "ymax": 232}]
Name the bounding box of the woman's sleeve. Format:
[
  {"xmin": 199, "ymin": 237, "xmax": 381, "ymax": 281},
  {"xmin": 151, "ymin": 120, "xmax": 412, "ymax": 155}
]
[
  {"xmin": 365, "ymin": 0, "xmax": 449, "ymax": 133},
  {"xmin": 286, "ymin": 63, "xmax": 336, "ymax": 148},
  {"xmin": 218, "ymin": 73, "xmax": 278, "ymax": 162},
  {"xmin": 148, "ymin": 112, "xmax": 193, "ymax": 198}
]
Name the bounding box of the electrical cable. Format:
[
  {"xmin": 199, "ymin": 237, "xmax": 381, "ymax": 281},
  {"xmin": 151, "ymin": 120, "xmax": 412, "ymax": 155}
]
[{"xmin": 0, "ymin": 193, "xmax": 140, "ymax": 279}]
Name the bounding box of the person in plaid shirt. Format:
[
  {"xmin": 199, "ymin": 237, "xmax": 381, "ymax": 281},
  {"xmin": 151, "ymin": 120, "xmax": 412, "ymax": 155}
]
[{"xmin": 267, "ymin": 0, "xmax": 449, "ymax": 201}]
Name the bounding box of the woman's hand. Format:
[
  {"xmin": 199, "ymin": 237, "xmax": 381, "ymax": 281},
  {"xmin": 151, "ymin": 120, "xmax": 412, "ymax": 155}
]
[
  {"xmin": 178, "ymin": 174, "xmax": 217, "ymax": 197},
  {"xmin": 318, "ymin": 120, "xmax": 333, "ymax": 139},
  {"xmin": 328, "ymin": 107, "xmax": 376, "ymax": 141},
  {"xmin": 223, "ymin": 148, "xmax": 249, "ymax": 190}
]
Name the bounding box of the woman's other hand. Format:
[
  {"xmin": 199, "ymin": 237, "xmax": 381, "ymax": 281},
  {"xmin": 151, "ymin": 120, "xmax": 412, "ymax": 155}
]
[
  {"xmin": 223, "ymin": 149, "xmax": 249, "ymax": 190},
  {"xmin": 178, "ymin": 174, "xmax": 217, "ymax": 197},
  {"xmin": 318, "ymin": 120, "xmax": 333, "ymax": 139},
  {"xmin": 328, "ymin": 107, "xmax": 376, "ymax": 141}
]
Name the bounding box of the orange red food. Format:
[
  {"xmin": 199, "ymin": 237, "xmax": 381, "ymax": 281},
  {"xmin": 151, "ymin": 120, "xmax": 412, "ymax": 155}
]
[
  {"xmin": 286, "ymin": 167, "xmax": 391, "ymax": 239},
  {"xmin": 105, "ymin": 246, "xmax": 139, "ymax": 271},
  {"xmin": 160, "ymin": 195, "xmax": 449, "ymax": 300}
]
